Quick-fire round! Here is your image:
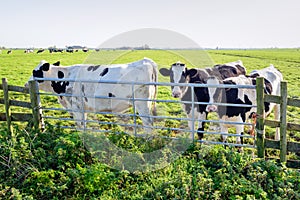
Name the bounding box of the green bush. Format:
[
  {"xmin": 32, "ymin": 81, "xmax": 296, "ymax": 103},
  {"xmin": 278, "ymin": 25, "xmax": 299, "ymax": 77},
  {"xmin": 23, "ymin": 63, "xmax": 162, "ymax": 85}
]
[{"xmin": 0, "ymin": 124, "xmax": 299, "ymax": 199}]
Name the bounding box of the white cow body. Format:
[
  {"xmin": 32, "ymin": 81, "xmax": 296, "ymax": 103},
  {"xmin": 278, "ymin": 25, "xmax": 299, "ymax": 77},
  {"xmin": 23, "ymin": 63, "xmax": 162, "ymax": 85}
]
[{"xmin": 27, "ymin": 58, "xmax": 158, "ymax": 131}]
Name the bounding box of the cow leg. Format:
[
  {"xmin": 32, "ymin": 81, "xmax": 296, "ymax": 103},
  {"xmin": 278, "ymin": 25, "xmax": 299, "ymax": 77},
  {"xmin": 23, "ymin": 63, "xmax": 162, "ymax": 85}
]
[
  {"xmin": 235, "ymin": 124, "xmax": 244, "ymax": 153},
  {"xmin": 72, "ymin": 112, "xmax": 87, "ymax": 129},
  {"xmin": 187, "ymin": 109, "xmax": 197, "ymax": 140},
  {"xmin": 196, "ymin": 112, "xmax": 207, "ymax": 140},
  {"xmin": 135, "ymin": 101, "xmax": 153, "ymax": 134},
  {"xmin": 220, "ymin": 125, "xmax": 228, "ymax": 143},
  {"xmin": 66, "ymin": 96, "xmax": 87, "ymax": 129},
  {"xmin": 187, "ymin": 108, "xmax": 206, "ymax": 140},
  {"xmin": 235, "ymin": 125, "xmax": 244, "ymax": 144},
  {"xmin": 274, "ymin": 104, "xmax": 280, "ymax": 140}
]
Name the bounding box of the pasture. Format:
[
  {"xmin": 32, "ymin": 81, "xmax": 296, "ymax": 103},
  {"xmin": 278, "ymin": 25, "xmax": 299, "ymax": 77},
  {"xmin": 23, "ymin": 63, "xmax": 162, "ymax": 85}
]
[{"xmin": 0, "ymin": 49, "xmax": 300, "ymax": 199}]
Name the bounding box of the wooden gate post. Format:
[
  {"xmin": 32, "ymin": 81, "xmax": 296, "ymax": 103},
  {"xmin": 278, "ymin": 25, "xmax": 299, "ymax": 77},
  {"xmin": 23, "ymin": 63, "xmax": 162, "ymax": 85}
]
[
  {"xmin": 256, "ymin": 77, "xmax": 265, "ymax": 158},
  {"xmin": 29, "ymin": 80, "xmax": 43, "ymax": 131},
  {"xmin": 280, "ymin": 81, "xmax": 288, "ymax": 162},
  {"xmin": 2, "ymin": 78, "xmax": 13, "ymax": 135}
]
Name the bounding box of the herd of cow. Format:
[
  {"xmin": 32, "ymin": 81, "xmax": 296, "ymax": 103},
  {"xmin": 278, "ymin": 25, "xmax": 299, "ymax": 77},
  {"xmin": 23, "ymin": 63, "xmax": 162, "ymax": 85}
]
[
  {"xmin": 25, "ymin": 57, "xmax": 283, "ymax": 146},
  {"xmin": 1, "ymin": 48, "xmax": 91, "ymax": 54}
]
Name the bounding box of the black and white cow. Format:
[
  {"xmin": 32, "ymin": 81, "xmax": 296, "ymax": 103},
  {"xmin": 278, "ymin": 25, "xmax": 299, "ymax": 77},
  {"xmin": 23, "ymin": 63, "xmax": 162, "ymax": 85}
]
[
  {"xmin": 159, "ymin": 60, "xmax": 246, "ymax": 140},
  {"xmin": 26, "ymin": 58, "xmax": 158, "ymax": 132},
  {"xmin": 36, "ymin": 49, "xmax": 45, "ymax": 54},
  {"xmin": 66, "ymin": 48, "xmax": 74, "ymax": 53},
  {"xmin": 25, "ymin": 49, "xmax": 34, "ymax": 53},
  {"xmin": 206, "ymin": 64, "xmax": 283, "ymax": 143}
]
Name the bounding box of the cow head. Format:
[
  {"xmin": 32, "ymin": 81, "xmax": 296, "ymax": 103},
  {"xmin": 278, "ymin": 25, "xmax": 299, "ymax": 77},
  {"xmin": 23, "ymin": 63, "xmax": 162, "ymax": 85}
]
[
  {"xmin": 206, "ymin": 77, "xmax": 221, "ymax": 112},
  {"xmin": 160, "ymin": 62, "xmax": 198, "ymax": 98},
  {"xmin": 25, "ymin": 60, "xmax": 61, "ymax": 91}
]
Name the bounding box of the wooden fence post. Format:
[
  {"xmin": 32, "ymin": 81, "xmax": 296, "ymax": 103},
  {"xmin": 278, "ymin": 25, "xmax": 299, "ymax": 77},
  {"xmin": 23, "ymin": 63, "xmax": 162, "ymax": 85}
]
[
  {"xmin": 29, "ymin": 80, "xmax": 43, "ymax": 131},
  {"xmin": 2, "ymin": 78, "xmax": 13, "ymax": 135},
  {"xmin": 280, "ymin": 81, "xmax": 288, "ymax": 162},
  {"xmin": 256, "ymin": 77, "xmax": 265, "ymax": 158}
]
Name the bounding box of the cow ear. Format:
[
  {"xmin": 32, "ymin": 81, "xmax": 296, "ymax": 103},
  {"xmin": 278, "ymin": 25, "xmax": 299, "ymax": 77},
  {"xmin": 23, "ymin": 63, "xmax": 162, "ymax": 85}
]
[
  {"xmin": 53, "ymin": 61, "xmax": 60, "ymax": 66},
  {"xmin": 41, "ymin": 63, "xmax": 50, "ymax": 71},
  {"xmin": 186, "ymin": 69, "xmax": 197, "ymax": 77},
  {"xmin": 159, "ymin": 68, "xmax": 170, "ymax": 76},
  {"xmin": 231, "ymin": 67, "xmax": 238, "ymax": 75}
]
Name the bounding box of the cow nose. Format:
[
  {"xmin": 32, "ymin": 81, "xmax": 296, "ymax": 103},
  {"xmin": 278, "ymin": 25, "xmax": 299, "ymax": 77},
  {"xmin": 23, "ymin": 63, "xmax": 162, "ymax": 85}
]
[
  {"xmin": 172, "ymin": 91, "xmax": 181, "ymax": 98},
  {"xmin": 206, "ymin": 105, "xmax": 218, "ymax": 112}
]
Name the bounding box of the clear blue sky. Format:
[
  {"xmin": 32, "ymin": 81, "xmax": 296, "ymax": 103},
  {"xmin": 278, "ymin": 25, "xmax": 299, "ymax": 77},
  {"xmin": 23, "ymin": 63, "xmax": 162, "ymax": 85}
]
[{"xmin": 1, "ymin": 0, "xmax": 299, "ymax": 48}]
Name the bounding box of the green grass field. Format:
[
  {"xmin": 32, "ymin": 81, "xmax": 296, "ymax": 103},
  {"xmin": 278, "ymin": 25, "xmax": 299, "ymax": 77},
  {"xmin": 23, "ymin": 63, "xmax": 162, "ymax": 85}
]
[{"xmin": 0, "ymin": 49, "xmax": 300, "ymax": 199}]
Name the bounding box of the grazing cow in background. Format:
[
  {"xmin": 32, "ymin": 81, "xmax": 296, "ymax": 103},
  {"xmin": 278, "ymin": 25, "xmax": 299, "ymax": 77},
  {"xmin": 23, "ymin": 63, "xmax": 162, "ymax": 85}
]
[
  {"xmin": 49, "ymin": 48, "xmax": 64, "ymax": 53},
  {"xmin": 7, "ymin": 50, "xmax": 12, "ymax": 54},
  {"xmin": 159, "ymin": 60, "xmax": 246, "ymax": 140},
  {"xmin": 25, "ymin": 49, "xmax": 34, "ymax": 53},
  {"xmin": 66, "ymin": 48, "xmax": 74, "ymax": 53},
  {"xmin": 56, "ymin": 48, "xmax": 64, "ymax": 53},
  {"xmin": 37, "ymin": 49, "xmax": 45, "ymax": 54},
  {"xmin": 206, "ymin": 64, "xmax": 283, "ymax": 144},
  {"xmin": 82, "ymin": 48, "xmax": 89, "ymax": 52},
  {"xmin": 25, "ymin": 58, "xmax": 158, "ymax": 132}
]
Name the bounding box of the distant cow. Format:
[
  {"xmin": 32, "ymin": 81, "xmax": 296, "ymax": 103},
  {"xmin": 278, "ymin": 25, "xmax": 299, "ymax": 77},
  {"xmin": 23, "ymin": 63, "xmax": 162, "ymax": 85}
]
[
  {"xmin": 25, "ymin": 49, "xmax": 34, "ymax": 53},
  {"xmin": 55, "ymin": 49, "xmax": 64, "ymax": 53},
  {"xmin": 49, "ymin": 48, "xmax": 63, "ymax": 53},
  {"xmin": 37, "ymin": 49, "xmax": 45, "ymax": 54},
  {"xmin": 26, "ymin": 58, "xmax": 158, "ymax": 131},
  {"xmin": 159, "ymin": 60, "xmax": 246, "ymax": 140},
  {"xmin": 7, "ymin": 50, "xmax": 12, "ymax": 54},
  {"xmin": 82, "ymin": 48, "xmax": 89, "ymax": 52},
  {"xmin": 66, "ymin": 48, "xmax": 74, "ymax": 53},
  {"xmin": 206, "ymin": 65, "xmax": 283, "ymax": 143}
]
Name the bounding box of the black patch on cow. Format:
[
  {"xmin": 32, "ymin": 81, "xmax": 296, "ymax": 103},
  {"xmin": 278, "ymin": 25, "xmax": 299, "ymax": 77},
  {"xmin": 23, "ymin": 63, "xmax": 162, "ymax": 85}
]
[
  {"xmin": 50, "ymin": 71, "xmax": 69, "ymax": 94},
  {"xmin": 100, "ymin": 68, "xmax": 109, "ymax": 76},
  {"xmin": 41, "ymin": 63, "xmax": 50, "ymax": 71},
  {"xmin": 108, "ymin": 93, "xmax": 115, "ymax": 97},
  {"xmin": 87, "ymin": 65, "xmax": 100, "ymax": 72},
  {"xmin": 217, "ymin": 80, "xmax": 253, "ymax": 122},
  {"xmin": 33, "ymin": 69, "xmax": 44, "ymax": 83},
  {"xmin": 51, "ymin": 81, "xmax": 69, "ymax": 94},
  {"xmin": 211, "ymin": 64, "xmax": 246, "ymax": 80},
  {"xmin": 250, "ymin": 77, "xmax": 272, "ymax": 113},
  {"xmin": 53, "ymin": 61, "xmax": 60, "ymax": 66},
  {"xmin": 32, "ymin": 63, "xmax": 50, "ymax": 83},
  {"xmin": 58, "ymin": 71, "xmax": 64, "ymax": 79}
]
